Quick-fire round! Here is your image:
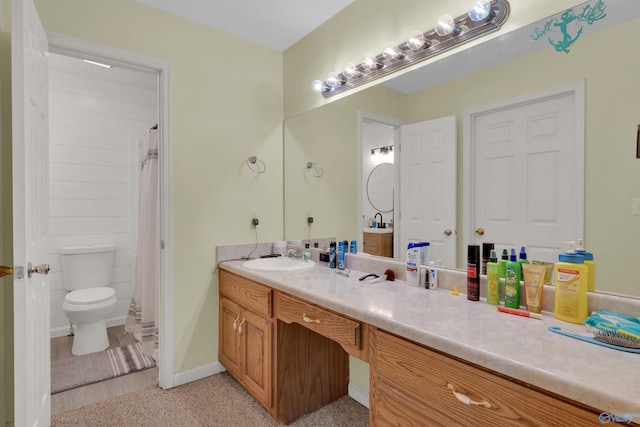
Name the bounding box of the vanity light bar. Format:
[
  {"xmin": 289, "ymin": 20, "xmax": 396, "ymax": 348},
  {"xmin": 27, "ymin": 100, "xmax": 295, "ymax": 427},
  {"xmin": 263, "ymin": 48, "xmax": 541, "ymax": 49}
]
[{"xmin": 313, "ymin": 0, "xmax": 510, "ymax": 98}]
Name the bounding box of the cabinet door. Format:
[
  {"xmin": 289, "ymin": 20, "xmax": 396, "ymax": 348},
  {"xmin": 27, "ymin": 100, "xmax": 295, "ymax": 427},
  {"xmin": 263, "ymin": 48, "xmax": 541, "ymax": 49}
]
[
  {"xmin": 240, "ymin": 308, "xmax": 273, "ymax": 408},
  {"xmin": 219, "ymin": 297, "xmax": 242, "ymax": 378}
]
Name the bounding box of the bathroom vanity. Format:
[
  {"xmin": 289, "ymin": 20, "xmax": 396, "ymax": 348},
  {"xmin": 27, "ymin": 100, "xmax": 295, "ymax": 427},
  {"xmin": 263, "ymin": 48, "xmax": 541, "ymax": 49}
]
[
  {"xmin": 218, "ymin": 259, "xmax": 640, "ymax": 426},
  {"xmin": 362, "ymin": 229, "xmax": 393, "ymax": 257}
]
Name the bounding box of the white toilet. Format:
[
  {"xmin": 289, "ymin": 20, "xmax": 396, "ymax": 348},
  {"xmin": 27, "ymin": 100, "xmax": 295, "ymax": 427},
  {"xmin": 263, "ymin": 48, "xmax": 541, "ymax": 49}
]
[{"xmin": 60, "ymin": 244, "xmax": 117, "ymax": 356}]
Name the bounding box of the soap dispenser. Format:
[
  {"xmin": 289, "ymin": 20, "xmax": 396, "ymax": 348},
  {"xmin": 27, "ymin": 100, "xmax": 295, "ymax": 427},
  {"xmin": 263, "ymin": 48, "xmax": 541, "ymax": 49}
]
[
  {"xmin": 576, "ymin": 238, "xmax": 595, "ymax": 292},
  {"xmin": 554, "ymin": 241, "xmax": 588, "ymax": 324}
]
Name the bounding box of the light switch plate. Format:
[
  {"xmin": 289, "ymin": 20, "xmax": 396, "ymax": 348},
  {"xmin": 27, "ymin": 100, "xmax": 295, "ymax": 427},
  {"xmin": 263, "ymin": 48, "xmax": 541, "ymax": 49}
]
[{"xmin": 633, "ymin": 198, "xmax": 640, "ymax": 216}]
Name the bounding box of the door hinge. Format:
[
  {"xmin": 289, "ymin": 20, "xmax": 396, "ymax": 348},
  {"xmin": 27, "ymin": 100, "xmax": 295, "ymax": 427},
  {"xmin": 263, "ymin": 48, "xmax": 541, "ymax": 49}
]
[{"xmin": 160, "ymin": 240, "xmax": 165, "ymax": 250}]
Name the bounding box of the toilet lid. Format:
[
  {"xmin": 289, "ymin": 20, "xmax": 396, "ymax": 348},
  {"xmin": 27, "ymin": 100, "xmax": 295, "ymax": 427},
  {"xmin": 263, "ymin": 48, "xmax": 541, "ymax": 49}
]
[{"xmin": 65, "ymin": 287, "xmax": 115, "ymax": 305}]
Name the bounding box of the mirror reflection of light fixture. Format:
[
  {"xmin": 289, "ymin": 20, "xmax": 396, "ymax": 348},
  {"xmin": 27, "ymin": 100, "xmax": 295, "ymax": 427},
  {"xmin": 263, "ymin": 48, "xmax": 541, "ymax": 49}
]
[
  {"xmin": 313, "ymin": 0, "xmax": 509, "ymax": 98},
  {"xmin": 370, "ymin": 145, "xmax": 394, "ymax": 157}
]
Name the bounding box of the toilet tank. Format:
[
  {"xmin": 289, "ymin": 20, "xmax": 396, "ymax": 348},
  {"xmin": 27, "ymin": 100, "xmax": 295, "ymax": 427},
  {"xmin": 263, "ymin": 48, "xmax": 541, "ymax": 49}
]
[{"xmin": 60, "ymin": 244, "xmax": 116, "ymax": 291}]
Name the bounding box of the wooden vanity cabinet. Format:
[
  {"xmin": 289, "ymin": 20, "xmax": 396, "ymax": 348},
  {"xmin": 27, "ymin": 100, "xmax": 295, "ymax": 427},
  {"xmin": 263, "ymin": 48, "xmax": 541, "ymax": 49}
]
[
  {"xmin": 363, "ymin": 232, "xmax": 393, "ymax": 257},
  {"xmin": 219, "ymin": 271, "xmax": 273, "ymax": 411},
  {"xmin": 369, "ymin": 328, "xmax": 603, "ymax": 426}
]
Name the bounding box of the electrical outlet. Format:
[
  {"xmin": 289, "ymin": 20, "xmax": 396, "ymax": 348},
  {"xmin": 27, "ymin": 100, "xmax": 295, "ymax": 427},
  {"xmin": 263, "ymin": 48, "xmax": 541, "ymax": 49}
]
[
  {"xmin": 633, "ymin": 199, "xmax": 640, "ymax": 216},
  {"xmin": 307, "ymin": 217, "xmax": 314, "ymax": 224},
  {"xmin": 252, "ymin": 218, "xmax": 259, "ymax": 226}
]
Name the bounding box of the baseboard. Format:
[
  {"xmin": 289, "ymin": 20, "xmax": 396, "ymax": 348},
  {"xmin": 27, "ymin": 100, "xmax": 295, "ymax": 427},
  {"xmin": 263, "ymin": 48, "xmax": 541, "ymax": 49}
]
[
  {"xmin": 172, "ymin": 361, "xmax": 226, "ymax": 388},
  {"xmin": 348, "ymin": 381, "xmax": 370, "ymax": 409}
]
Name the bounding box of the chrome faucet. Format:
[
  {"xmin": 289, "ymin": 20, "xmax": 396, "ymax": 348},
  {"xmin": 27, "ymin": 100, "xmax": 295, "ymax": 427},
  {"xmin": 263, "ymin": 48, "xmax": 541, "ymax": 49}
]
[
  {"xmin": 287, "ymin": 248, "xmax": 303, "ymax": 260},
  {"xmin": 374, "ymin": 212, "xmax": 383, "ymax": 228}
]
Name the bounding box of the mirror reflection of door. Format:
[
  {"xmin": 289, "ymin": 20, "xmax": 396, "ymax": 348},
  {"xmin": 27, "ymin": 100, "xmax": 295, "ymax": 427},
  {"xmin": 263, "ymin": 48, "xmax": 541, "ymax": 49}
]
[
  {"xmin": 399, "ymin": 116, "xmax": 457, "ymax": 267},
  {"xmin": 467, "ymin": 82, "xmax": 584, "ymax": 265}
]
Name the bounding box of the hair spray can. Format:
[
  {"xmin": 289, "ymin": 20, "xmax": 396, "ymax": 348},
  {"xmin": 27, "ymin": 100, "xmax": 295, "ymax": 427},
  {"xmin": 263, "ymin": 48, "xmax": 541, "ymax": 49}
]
[{"xmin": 467, "ymin": 245, "xmax": 480, "ymax": 301}]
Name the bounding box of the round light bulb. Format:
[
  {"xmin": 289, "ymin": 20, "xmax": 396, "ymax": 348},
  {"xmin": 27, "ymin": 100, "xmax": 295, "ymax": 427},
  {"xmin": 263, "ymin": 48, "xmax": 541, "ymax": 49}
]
[
  {"xmin": 344, "ymin": 62, "xmax": 359, "ymax": 79},
  {"xmin": 468, "ymin": 0, "xmax": 492, "ymax": 22},
  {"xmin": 362, "ymin": 53, "xmax": 379, "ymax": 70},
  {"xmin": 383, "ymin": 42, "xmax": 400, "ymax": 61},
  {"xmin": 311, "ymin": 80, "xmax": 324, "ymax": 92},
  {"xmin": 325, "ymin": 72, "xmax": 342, "ymax": 88},
  {"xmin": 407, "ymin": 31, "xmax": 425, "ymax": 51},
  {"xmin": 435, "ymin": 15, "xmax": 456, "ymax": 36}
]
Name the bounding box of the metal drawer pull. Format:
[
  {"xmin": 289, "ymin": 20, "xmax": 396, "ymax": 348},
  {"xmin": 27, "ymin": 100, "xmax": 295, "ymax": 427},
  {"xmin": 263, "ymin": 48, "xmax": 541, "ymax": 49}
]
[
  {"xmin": 233, "ymin": 315, "xmax": 240, "ymax": 331},
  {"xmin": 302, "ymin": 313, "xmax": 320, "ymax": 324},
  {"xmin": 238, "ymin": 319, "xmax": 246, "ymax": 334},
  {"xmin": 447, "ymin": 383, "xmax": 491, "ymax": 408}
]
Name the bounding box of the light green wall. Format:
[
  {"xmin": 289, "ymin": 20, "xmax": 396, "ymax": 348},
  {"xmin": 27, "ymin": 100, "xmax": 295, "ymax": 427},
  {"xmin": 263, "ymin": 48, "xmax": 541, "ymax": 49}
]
[
  {"xmin": 284, "ymin": 85, "xmax": 407, "ymax": 242},
  {"xmin": 0, "ymin": 0, "xmax": 13, "ymax": 423},
  {"xmin": 33, "ymin": 0, "xmax": 284, "ymax": 373},
  {"xmin": 283, "ymin": 0, "xmax": 582, "ymax": 119},
  {"xmin": 405, "ymin": 18, "xmax": 640, "ymax": 296}
]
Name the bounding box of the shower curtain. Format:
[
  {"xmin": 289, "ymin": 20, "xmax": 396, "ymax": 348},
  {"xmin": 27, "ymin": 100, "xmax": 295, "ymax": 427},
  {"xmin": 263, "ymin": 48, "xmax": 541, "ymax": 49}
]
[{"xmin": 126, "ymin": 126, "xmax": 159, "ymax": 360}]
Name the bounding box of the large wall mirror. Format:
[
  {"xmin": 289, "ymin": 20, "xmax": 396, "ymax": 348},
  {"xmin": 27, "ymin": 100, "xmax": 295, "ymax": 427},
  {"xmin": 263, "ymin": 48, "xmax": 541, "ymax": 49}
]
[{"xmin": 284, "ymin": 2, "xmax": 640, "ymax": 297}]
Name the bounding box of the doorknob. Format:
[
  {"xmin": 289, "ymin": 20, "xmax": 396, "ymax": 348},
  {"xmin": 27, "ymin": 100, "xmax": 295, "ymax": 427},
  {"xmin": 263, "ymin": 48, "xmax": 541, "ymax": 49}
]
[
  {"xmin": 444, "ymin": 229, "xmax": 453, "ymax": 236},
  {"xmin": 0, "ymin": 266, "xmax": 13, "ymax": 278},
  {"xmin": 475, "ymin": 228, "xmax": 485, "ymax": 236},
  {"xmin": 27, "ymin": 262, "xmax": 50, "ymax": 278}
]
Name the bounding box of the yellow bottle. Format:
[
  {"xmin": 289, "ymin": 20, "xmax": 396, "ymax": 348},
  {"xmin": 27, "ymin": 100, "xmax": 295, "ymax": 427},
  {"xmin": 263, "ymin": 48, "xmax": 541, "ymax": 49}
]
[
  {"xmin": 554, "ymin": 242, "xmax": 588, "ymax": 324},
  {"xmin": 576, "ymin": 238, "xmax": 595, "ymax": 292}
]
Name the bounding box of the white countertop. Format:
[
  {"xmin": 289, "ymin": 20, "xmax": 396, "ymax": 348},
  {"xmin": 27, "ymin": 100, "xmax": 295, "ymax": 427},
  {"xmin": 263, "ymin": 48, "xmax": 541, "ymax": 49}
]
[
  {"xmin": 362, "ymin": 227, "xmax": 393, "ymax": 234},
  {"xmin": 219, "ymin": 260, "xmax": 640, "ymax": 416}
]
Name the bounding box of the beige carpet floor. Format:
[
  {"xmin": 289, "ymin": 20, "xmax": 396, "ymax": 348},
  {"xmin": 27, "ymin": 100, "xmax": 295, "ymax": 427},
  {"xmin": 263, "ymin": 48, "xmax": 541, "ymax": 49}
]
[{"xmin": 51, "ymin": 371, "xmax": 369, "ymax": 426}]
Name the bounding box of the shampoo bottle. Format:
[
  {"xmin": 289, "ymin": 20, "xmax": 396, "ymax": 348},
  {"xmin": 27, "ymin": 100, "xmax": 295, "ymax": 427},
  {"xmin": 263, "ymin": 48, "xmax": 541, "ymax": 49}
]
[
  {"xmin": 576, "ymin": 238, "xmax": 595, "ymax": 292},
  {"xmin": 337, "ymin": 241, "xmax": 346, "ymax": 270},
  {"xmin": 499, "ymin": 249, "xmax": 509, "ymax": 279},
  {"xmin": 467, "ymin": 245, "xmax": 480, "ymax": 301},
  {"xmin": 554, "ymin": 242, "xmax": 589, "ymax": 323},
  {"xmin": 406, "ymin": 243, "xmax": 420, "ymax": 285},
  {"xmin": 504, "ymin": 248, "xmax": 521, "ymax": 309},
  {"xmin": 329, "ymin": 241, "xmax": 336, "ymax": 268},
  {"xmin": 486, "ymin": 250, "xmax": 500, "ymax": 305},
  {"xmin": 304, "ymin": 243, "xmax": 312, "ymax": 261},
  {"xmin": 518, "ymin": 246, "xmax": 530, "ymax": 268},
  {"xmin": 428, "ymin": 261, "xmax": 438, "ymax": 290}
]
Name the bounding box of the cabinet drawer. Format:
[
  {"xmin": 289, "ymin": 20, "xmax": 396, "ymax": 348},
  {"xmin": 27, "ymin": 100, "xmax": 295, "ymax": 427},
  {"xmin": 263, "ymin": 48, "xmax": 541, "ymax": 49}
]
[
  {"xmin": 277, "ymin": 293, "xmax": 361, "ymax": 352},
  {"xmin": 372, "ymin": 329, "xmax": 600, "ymax": 426},
  {"xmin": 220, "ymin": 270, "xmax": 272, "ymax": 317}
]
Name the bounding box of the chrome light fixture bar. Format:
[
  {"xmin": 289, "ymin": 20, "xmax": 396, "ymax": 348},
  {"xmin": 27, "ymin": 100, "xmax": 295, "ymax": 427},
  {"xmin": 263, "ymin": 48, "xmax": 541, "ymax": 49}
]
[{"xmin": 313, "ymin": 0, "xmax": 510, "ymax": 98}]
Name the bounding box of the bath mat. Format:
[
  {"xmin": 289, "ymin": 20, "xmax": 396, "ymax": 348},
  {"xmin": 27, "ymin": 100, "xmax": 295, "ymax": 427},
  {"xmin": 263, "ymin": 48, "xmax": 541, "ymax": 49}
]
[{"xmin": 51, "ymin": 342, "xmax": 156, "ymax": 394}]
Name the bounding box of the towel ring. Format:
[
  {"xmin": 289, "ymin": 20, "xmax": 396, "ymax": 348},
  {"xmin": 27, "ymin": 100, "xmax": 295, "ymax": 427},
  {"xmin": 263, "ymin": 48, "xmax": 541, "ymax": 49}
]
[
  {"xmin": 306, "ymin": 162, "xmax": 324, "ymax": 177},
  {"xmin": 246, "ymin": 156, "xmax": 266, "ymax": 174}
]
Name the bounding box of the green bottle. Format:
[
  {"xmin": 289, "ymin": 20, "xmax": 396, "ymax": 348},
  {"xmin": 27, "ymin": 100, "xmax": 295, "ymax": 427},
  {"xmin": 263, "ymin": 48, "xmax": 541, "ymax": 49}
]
[
  {"xmin": 499, "ymin": 249, "xmax": 509, "ymax": 279},
  {"xmin": 504, "ymin": 248, "xmax": 521, "ymax": 309},
  {"xmin": 486, "ymin": 250, "xmax": 500, "ymax": 305}
]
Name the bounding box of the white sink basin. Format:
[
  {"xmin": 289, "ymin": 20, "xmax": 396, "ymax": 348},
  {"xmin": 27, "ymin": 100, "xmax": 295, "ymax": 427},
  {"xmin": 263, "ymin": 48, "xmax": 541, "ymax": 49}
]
[
  {"xmin": 243, "ymin": 257, "xmax": 315, "ymax": 272},
  {"xmin": 363, "ymin": 227, "xmax": 393, "ymax": 234}
]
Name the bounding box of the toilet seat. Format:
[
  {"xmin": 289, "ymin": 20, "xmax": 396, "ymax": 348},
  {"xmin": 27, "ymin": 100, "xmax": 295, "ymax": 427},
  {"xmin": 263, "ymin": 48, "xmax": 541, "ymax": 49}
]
[{"xmin": 64, "ymin": 287, "xmax": 116, "ymax": 305}]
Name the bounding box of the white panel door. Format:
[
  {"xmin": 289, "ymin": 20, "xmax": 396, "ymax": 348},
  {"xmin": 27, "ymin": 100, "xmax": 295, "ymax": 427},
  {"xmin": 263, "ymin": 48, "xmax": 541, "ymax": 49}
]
[
  {"xmin": 399, "ymin": 116, "xmax": 456, "ymax": 266},
  {"xmin": 471, "ymin": 85, "xmax": 583, "ymax": 263},
  {"xmin": 12, "ymin": 0, "xmax": 51, "ymax": 424}
]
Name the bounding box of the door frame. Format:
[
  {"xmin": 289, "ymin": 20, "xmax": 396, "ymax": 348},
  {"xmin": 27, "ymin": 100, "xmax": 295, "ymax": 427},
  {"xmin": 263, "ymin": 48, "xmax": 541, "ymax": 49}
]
[
  {"xmin": 46, "ymin": 32, "xmax": 175, "ymax": 389},
  {"xmin": 357, "ymin": 111, "xmax": 404, "ymax": 258},
  {"xmin": 462, "ymin": 80, "xmax": 585, "ymax": 264}
]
